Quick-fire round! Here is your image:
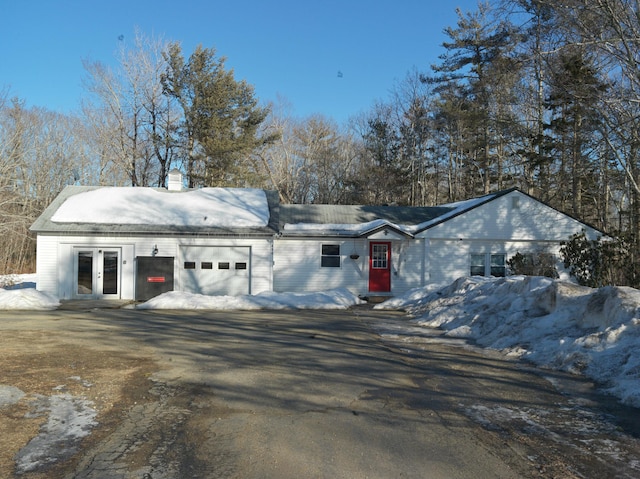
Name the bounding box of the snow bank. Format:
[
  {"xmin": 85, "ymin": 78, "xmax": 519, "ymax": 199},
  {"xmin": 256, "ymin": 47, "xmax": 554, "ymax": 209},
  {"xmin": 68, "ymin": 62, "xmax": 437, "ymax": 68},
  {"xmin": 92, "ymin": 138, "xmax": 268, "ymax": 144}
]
[
  {"xmin": 136, "ymin": 288, "xmax": 365, "ymax": 310},
  {"xmin": 377, "ymin": 276, "xmax": 640, "ymax": 407},
  {"xmin": 0, "ymin": 275, "xmax": 364, "ymax": 311},
  {"xmin": 0, "ymin": 288, "xmax": 59, "ymax": 310},
  {"xmin": 51, "ymin": 187, "xmax": 270, "ymax": 227}
]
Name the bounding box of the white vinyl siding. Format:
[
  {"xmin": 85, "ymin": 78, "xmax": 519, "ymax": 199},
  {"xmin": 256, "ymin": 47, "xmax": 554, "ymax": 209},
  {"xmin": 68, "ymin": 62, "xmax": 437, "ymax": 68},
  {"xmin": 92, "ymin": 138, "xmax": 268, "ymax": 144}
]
[
  {"xmin": 274, "ymin": 239, "xmax": 365, "ymax": 294},
  {"xmin": 425, "ymin": 239, "xmax": 568, "ymax": 288},
  {"xmin": 36, "ymin": 235, "xmax": 273, "ymax": 300},
  {"xmin": 35, "ymin": 235, "xmax": 59, "ymax": 296},
  {"xmin": 419, "ymin": 191, "xmax": 601, "ymax": 242},
  {"xmin": 389, "ymin": 239, "xmax": 424, "ymax": 294},
  {"xmin": 273, "ymin": 238, "xmax": 423, "ymax": 296}
]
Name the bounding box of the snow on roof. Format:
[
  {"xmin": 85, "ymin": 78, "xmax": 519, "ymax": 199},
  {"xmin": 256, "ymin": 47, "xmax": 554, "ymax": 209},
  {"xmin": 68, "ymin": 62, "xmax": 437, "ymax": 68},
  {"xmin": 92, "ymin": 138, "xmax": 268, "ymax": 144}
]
[
  {"xmin": 282, "ymin": 219, "xmax": 409, "ymax": 236},
  {"xmin": 50, "ymin": 187, "xmax": 270, "ymax": 227}
]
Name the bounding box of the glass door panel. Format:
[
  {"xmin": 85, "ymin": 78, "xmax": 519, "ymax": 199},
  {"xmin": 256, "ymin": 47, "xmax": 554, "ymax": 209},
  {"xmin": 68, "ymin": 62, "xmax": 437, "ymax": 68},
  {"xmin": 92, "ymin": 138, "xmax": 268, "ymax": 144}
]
[
  {"xmin": 102, "ymin": 251, "xmax": 119, "ymax": 294},
  {"xmin": 371, "ymin": 244, "xmax": 389, "ymax": 269},
  {"xmin": 77, "ymin": 251, "xmax": 94, "ymax": 295},
  {"xmin": 74, "ymin": 248, "xmax": 120, "ymax": 298}
]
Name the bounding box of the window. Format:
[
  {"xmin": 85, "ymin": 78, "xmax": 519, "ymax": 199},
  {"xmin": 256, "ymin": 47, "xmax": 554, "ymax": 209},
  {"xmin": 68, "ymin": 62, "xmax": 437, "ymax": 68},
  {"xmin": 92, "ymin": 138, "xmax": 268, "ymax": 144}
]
[
  {"xmin": 371, "ymin": 243, "xmax": 389, "ymax": 269},
  {"xmin": 184, "ymin": 261, "xmax": 196, "ymax": 269},
  {"xmin": 218, "ymin": 262, "xmax": 230, "ymax": 270},
  {"xmin": 470, "ymin": 253, "xmax": 506, "ymax": 277},
  {"xmin": 470, "ymin": 254, "xmax": 485, "ymax": 276},
  {"xmin": 235, "ymin": 262, "xmax": 247, "ymax": 270},
  {"xmin": 201, "ymin": 262, "xmax": 213, "ymax": 270},
  {"xmin": 321, "ymin": 244, "xmax": 341, "ymax": 268},
  {"xmin": 490, "ymin": 254, "xmax": 506, "ymax": 277}
]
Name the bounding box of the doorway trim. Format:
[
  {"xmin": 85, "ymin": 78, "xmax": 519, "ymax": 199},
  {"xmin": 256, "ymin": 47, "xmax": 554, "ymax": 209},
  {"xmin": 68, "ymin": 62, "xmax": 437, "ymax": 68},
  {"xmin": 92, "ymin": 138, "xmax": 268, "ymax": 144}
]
[
  {"xmin": 73, "ymin": 247, "xmax": 122, "ymax": 299},
  {"xmin": 368, "ymin": 241, "xmax": 391, "ymax": 292}
]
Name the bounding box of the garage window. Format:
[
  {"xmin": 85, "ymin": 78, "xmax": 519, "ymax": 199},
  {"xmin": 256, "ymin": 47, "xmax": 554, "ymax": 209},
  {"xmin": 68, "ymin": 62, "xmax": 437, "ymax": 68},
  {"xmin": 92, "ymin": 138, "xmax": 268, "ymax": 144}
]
[
  {"xmin": 184, "ymin": 261, "xmax": 196, "ymax": 269},
  {"xmin": 321, "ymin": 244, "xmax": 341, "ymax": 267},
  {"xmin": 201, "ymin": 262, "xmax": 213, "ymax": 270},
  {"xmin": 235, "ymin": 262, "xmax": 247, "ymax": 270},
  {"xmin": 218, "ymin": 262, "xmax": 230, "ymax": 270}
]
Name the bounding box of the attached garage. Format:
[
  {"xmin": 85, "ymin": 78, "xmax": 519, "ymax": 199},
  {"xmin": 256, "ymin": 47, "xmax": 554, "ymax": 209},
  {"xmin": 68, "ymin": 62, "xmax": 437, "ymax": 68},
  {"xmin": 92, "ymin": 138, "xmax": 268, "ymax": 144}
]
[
  {"xmin": 180, "ymin": 246, "xmax": 251, "ymax": 295},
  {"xmin": 30, "ymin": 177, "xmax": 278, "ymax": 301}
]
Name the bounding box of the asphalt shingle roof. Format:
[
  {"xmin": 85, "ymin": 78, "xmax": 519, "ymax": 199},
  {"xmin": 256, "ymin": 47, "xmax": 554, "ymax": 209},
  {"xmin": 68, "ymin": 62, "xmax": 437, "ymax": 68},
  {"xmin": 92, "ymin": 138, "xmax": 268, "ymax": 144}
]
[{"xmin": 279, "ymin": 204, "xmax": 451, "ymax": 226}]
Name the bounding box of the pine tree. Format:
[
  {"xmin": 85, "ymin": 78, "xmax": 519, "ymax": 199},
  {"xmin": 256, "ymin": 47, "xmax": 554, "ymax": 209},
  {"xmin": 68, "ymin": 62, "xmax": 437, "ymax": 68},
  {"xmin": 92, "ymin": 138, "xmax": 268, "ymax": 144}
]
[
  {"xmin": 544, "ymin": 48, "xmax": 608, "ymax": 220},
  {"xmin": 426, "ymin": 4, "xmax": 517, "ymax": 195},
  {"xmin": 162, "ymin": 43, "xmax": 277, "ymax": 187}
]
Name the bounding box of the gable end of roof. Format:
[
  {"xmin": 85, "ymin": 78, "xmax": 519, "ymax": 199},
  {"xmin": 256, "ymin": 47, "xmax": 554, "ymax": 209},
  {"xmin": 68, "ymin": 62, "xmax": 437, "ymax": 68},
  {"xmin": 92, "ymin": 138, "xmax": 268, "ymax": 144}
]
[{"xmin": 413, "ymin": 188, "xmax": 518, "ymax": 234}]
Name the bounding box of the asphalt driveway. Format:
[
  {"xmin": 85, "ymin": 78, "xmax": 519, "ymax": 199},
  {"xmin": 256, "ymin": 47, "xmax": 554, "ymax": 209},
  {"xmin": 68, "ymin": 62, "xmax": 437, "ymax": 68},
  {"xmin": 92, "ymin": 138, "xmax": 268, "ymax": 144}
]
[{"xmin": 1, "ymin": 306, "xmax": 639, "ymax": 478}]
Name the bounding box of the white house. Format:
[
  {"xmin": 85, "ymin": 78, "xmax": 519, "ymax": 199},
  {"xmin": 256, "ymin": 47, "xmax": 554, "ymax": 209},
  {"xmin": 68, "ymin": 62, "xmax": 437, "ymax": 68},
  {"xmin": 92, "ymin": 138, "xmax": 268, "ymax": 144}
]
[{"xmin": 30, "ymin": 177, "xmax": 603, "ymax": 302}]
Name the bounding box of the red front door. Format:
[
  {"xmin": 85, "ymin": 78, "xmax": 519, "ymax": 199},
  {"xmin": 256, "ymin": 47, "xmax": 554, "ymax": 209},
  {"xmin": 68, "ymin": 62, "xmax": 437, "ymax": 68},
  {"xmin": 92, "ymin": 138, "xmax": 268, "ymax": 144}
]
[{"xmin": 369, "ymin": 242, "xmax": 391, "ymax": 292}]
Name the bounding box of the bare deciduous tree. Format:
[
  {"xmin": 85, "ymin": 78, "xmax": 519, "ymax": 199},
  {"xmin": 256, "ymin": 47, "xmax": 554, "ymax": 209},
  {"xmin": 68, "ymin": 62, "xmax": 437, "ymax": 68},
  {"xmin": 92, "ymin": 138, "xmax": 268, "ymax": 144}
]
[
  {"xmin": 0, "ymin": 97, "xmax": 91, "ymax": 273},
  {"xmin": 83, "ymin": 30, "xmax": 178, "ymax": 186}
]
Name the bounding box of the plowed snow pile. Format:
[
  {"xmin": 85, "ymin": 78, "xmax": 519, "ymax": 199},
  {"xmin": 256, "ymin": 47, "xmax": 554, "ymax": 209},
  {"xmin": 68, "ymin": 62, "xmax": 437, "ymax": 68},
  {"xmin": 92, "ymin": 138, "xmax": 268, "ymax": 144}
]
[{"xmin": 377, "ymin": 276, "xmax": 640, "ymax": 406}]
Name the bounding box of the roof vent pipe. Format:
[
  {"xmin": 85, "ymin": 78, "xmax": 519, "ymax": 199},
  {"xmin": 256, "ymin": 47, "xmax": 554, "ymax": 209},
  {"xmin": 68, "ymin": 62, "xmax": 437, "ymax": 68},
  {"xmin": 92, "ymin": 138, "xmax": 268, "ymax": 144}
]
[{"xmin": 167, "ymin": 169, "xmax": 184, "ymax": 191}]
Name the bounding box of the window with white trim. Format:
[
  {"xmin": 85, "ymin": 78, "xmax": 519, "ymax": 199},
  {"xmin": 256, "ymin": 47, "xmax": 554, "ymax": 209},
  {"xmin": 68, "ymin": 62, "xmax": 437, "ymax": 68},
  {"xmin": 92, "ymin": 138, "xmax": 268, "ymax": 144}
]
[
  {"xmin": 470, "ymin": 253, "xmax": 506, "ymax": 277},
  {"xmin": 321, "ymin": 244, "xmax": 341, "ymax": 267},
  {"xmin": 470, "ymin": 254, "xmax": 486, "ymax": 276}
]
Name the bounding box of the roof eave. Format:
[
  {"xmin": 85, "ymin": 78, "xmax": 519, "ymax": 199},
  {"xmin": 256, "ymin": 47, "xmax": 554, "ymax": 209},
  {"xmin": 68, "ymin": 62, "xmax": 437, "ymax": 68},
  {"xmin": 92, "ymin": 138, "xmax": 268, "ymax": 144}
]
[
  {"xmin": 32, "ymin": 223, "xmax": 278, "ymax": 236},
  {"xmin": 279, "ymin": 223, "xmax": 414, "ymax": 239},
  {"xmin": 358, "ymin": 224, "xmax": 414, "ymax": 238}
]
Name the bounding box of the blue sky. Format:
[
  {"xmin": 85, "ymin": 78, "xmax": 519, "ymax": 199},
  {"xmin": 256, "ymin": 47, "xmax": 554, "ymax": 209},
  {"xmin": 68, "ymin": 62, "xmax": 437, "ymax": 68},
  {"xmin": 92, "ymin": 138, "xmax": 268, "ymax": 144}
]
[{"xmin": 1, "ymin": 0, "xmax": 479, "ymax": 124}]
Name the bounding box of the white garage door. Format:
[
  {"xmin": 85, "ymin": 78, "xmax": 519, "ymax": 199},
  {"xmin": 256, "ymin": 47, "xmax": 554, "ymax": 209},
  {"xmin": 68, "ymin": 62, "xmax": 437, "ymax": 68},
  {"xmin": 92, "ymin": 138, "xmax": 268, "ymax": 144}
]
[{"xmin": 180, "ymin": 246, "xmax": 251, "ymax": 295}]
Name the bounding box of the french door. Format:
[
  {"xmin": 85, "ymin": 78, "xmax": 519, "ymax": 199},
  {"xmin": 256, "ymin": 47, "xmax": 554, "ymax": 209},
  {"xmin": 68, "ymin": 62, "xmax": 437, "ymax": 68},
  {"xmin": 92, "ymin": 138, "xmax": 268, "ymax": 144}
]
[{"xmin": 75, "ymin": 248, "xmax": 121, "ymax": 298}]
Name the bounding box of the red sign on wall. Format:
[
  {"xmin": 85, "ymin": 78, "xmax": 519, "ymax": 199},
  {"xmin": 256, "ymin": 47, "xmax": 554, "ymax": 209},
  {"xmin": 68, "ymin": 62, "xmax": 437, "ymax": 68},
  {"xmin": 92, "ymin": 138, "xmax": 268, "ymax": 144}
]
[{"xmin": 147, "ymin": 276, "xmax": 166, "ymax": 283}]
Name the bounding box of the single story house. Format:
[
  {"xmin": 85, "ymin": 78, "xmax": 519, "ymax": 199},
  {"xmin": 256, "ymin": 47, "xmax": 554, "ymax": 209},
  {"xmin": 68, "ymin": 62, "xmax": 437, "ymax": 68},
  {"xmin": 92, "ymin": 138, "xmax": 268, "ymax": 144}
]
[{"xmin": 30, "ymin": 172, "xmax": 602, "ymax": 301}]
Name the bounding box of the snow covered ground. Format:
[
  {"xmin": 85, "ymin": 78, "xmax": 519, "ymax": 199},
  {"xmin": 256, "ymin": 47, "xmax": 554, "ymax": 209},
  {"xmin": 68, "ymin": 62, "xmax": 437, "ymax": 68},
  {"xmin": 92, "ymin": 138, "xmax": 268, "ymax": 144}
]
[
  {"xmin": 13, "ymin": 392, "xmax": 98, "ymax": 474},
  {"xmin": 135, "ymin": 288, "xmax": 365, "ymax": 310},
  {"xmin": 0, "ymin": 274, "xmax": 59, "ymax": 310},
  {"xmin": 375, "ymin": 275, "xmax": 640, "ymax": 407},
  {"xmin": 2, "ymin": 273, "xmax": 640, "ymax": 408},
  {"xmin": 0, "ymin": 274, "xmax": 364, "ymax": 311}
]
